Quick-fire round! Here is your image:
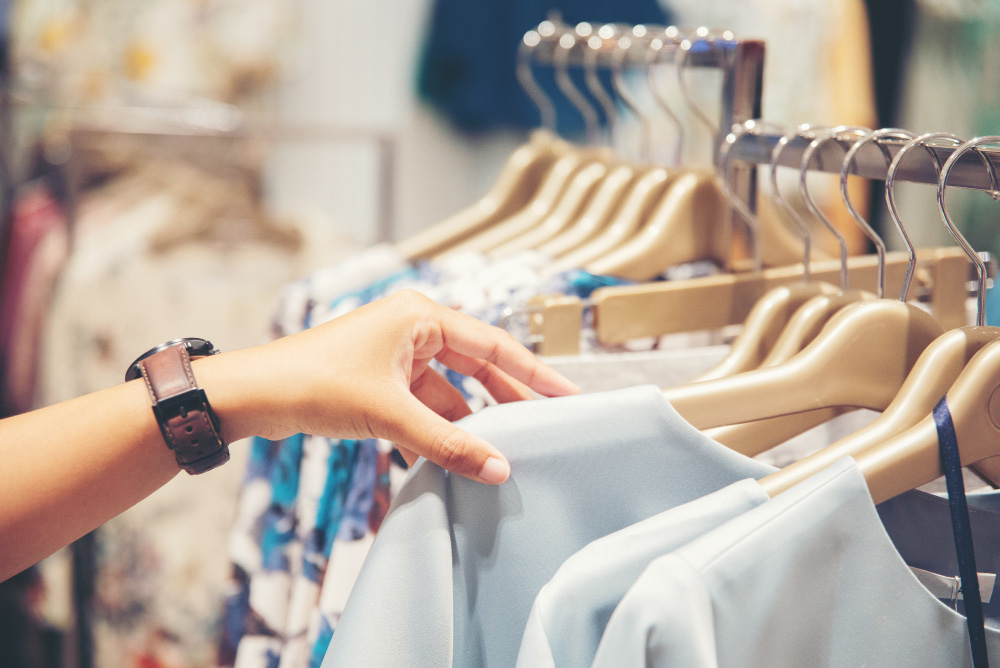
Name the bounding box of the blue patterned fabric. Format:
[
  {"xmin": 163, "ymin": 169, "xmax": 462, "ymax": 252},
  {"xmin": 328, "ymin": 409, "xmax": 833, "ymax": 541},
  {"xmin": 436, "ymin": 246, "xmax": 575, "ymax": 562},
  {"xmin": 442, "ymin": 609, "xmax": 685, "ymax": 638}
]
[{"xmin": 222, "ymin": 250, "xmax": 637, "ymax": 668}]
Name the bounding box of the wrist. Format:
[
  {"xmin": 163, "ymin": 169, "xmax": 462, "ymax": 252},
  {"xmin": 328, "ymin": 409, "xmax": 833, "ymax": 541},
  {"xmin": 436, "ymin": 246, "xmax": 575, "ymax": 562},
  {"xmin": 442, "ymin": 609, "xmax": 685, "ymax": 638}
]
[{"xmin": 191, "ymin": 347, "xmax": 283, "ymax": 443}]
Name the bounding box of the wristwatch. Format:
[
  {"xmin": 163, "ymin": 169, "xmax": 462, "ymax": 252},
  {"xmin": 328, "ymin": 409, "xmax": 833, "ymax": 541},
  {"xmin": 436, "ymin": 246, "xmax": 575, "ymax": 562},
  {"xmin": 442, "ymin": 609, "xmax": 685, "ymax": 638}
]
[{"xmin": 125, "ymin": 338, "xmax": 230, "ymax": 475}]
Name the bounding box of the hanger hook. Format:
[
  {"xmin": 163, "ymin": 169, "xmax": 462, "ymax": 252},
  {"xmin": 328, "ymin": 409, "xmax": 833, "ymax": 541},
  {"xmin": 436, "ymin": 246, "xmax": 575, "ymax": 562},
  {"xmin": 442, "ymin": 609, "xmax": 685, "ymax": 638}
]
[
  {"xmin": 553, "ymin": 29, "xmax": 600, "ymax": 144},
  {"xmin": 841, "ymin": 128, "xmax": 914, "ymax": 299},
  {"xmin": 938, "ymin": 135, "xmax": 1000, "ymax": 326},
  {"xmin": 717, "ymin": 119, "xmax": 788, "ymax": 274},
  {"xmin": 800, "ymin": 126, "xmax": 871, "ymax": 290},
  {"xmin": 886, "ymin": 132, "xmax": 968, "ymax": 302},
  {"xmin": 677, "ymin": 27, "xmax": 731, "ymax": 162},
  {"xmin": 612, "ymin": 30, "xmax": 652, "ymax": 162},
  {"xmin": 770, "ymin": 124, "xmax": 830, "ymax": 282},
  {"xmin": 518, "ymin": 26, "xmax": 557, "ymax": 133},
  {"xmin": 644, "ymin": 29, "xmax": 684, "ymax": 165},
  {"xmin": 583, "ymin": 25, "xmax": 618, "ymax": 145}
]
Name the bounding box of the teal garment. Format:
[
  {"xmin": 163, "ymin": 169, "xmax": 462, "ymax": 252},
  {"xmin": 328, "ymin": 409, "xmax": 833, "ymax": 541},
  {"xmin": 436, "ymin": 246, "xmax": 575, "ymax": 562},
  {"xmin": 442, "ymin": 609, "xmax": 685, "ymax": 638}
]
[
  {"xmin": 320, "ymin": 385, "xmax": 773, "ymax": 668},
  {"xmin": 592, "ymin": 458, "xmax": 1000, "ymax": 668}
]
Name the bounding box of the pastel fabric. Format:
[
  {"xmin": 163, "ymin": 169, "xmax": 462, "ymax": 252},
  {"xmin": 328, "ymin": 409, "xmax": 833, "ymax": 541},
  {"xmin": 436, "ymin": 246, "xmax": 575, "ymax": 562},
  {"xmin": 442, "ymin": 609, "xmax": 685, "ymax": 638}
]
[
  {"xmin": 225, "ymin": 249, "xmax": 637, "ymax": 668},
  {"xmin": 591, "ymin": 457, "xmax": 1000, "ymax": 668},
  {"xmin": 320, "ymin": 385, "xmax": 773, "ymax": 668},
  {"xmin": 513, "ymin": 478, "xmax": 770, "ymax": 668}
]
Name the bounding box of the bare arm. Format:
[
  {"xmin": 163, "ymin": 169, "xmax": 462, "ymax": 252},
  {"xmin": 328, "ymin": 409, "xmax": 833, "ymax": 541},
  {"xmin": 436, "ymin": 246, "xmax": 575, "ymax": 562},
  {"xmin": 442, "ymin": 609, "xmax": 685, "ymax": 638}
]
[{"xmin": 0, "ymin": 290, "xmax": 579, "ymax": 581}]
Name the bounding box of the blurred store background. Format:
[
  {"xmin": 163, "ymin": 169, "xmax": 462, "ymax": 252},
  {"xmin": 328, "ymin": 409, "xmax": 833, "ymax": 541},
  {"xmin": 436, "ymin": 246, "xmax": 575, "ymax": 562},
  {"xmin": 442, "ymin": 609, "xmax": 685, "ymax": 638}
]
[{"xmin": 1, "ymin": 0, "xmax": 999, "ymax": 667}]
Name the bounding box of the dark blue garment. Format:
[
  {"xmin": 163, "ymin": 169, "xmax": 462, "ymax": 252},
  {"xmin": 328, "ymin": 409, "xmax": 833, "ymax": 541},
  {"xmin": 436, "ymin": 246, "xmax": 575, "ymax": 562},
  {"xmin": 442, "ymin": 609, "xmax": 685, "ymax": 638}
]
[
  {"xmin": 934, "ymin": 397, "xmax": 990, "ymax": 668},
  {"xmin": 416, "ymin": 0, "xmax": 668, "ymax": 134}
]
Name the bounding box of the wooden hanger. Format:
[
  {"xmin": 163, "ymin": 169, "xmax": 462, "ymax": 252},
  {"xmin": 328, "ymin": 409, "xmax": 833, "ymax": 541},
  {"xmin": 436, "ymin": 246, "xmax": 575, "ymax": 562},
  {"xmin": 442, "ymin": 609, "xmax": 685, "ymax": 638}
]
[
  {"xmin": 532, "ymin": 163, "xmax": 642, "ymax": 257},
  {"xmin": 439, "ymin": 145, "xmax": 613, "ymax": 257},
  {"xmin": 662, "ymin": 297, "xmax": 944, "ymax": 429},
  {"xmin": 148, "ymin": 158, "xmax": 302, "ymax": 255},
  {"xmin": 523, "ymin": 30, "xmax": 688, "ymax": 262},
  {"xmin": 525, "ymin": 247, "xmax": 968, "ymax": 356},
  {"xmin": 693, "ymin": 124, "xmax": 847, "ymax": 380},
  {"xmin": 853, "ymin": 338, "xmax": 1000, "ymax": 504},
  {"xmin": 701, "ymin": 128, "xmax": 903, "ymax": 447},
  {"xmin": 584, "ymin": 170, "xmax": 729, "ymax": 280},
  {"xmin": 759, "ymin": 326, "xmax": 999, "ymax": 496},
  {"xmin": 546, "ymin": 167, "xmax": 676, "ymax": 271},
  {"xmin": 703, "ymin": 291, "xmax": 876, "ymax": 454},
  {"xmin": 396, "ymin": 131, "xmax": 565, "ymax": 260},
  {"xmin": 760, "ymin": 133, "xmax": 1000, "ymax": 497},
  {"xmin": 489, "ymin": 159, "xmax": 610, "ymax": 258},
  {"xmin": 488, "ymin": 30, "xmax": 634, "ymax": 259}
]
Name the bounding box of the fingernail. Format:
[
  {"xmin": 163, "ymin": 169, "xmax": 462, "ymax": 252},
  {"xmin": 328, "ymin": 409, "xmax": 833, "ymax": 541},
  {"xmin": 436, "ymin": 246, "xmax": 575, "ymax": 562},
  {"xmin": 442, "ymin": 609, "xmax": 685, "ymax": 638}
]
[{"xmin": 478, "ymin": 457, "xmax": 510, "ymax": 484}]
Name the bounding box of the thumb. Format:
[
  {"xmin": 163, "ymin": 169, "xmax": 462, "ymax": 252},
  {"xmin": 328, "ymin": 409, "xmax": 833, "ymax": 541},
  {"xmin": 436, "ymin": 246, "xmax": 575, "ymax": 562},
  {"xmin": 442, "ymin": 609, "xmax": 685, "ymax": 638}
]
[{"xmin": 383, "ymin": 394, "xmax": 511, "ymax": 485}]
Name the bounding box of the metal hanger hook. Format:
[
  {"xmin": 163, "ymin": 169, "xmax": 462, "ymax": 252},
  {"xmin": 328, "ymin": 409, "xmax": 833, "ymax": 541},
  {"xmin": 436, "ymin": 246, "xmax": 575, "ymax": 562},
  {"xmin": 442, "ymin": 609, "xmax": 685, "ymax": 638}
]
[
  {"xmin": 938, "ymin": 135, "xmax": 1000, "ymax": 325},
  {"xmin": 887, "ymin": 132, "xmax": 967, "ymax": 302},
  {"xmin": 770, "ymin": 124, "xmax": 830, "ymax": 282},
  {"xmin": 800, "ymin": 126, "xmax": 871, "ymax": 291},
  {"xmin": 841, "ymin": 128, "xmax": 914, "ymax": 299},
  {"xmin": 644, "ymin": 28, "xmax": 684, "ymax": 165},
  {"xmin": 718, "ymin": 119, "xmax": 788, "ymax": 274},
  {"xmin": 677, "ymin": 27, "xmax": 732, "ymax": 163},
  {"xmin": 582, "ymin": 26, "xmax": 618, "ymax": 144},
  {"xmin": 611, "ymin": 30, "xmax": 652, "ymax": 162},
  {"xmin": 518, "ymin": 28, "xmax": 557, "ymax": 132},
  {"xmin": 553, "ymin": 29, "xmax": 600, "ymax": 144}
]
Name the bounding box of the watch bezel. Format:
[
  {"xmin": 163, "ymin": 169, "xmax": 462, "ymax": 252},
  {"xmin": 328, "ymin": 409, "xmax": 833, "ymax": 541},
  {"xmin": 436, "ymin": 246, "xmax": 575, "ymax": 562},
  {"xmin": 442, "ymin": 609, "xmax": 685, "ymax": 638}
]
[{"xmin": 125, "ymin": 338, "xmax": 220, "ymax": 382}]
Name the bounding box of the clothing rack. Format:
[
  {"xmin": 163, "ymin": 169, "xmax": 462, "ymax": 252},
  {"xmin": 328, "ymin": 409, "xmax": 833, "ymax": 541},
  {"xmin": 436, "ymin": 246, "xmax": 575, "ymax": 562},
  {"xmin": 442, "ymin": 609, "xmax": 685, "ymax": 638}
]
[
  {"xmin": 6, "ymin": 93, "xmax": 400, "ymax": 244},
  {"xmin": 524, "ymin": 20, "xmax": 766, "ymax": 260},
  {"xmin": 728, "ymin": 130, "xmax": 1000, "ymax": 193},
  {"xmin": 523, "ymin": 120, "xmax": 1000, "ymax": 355}
]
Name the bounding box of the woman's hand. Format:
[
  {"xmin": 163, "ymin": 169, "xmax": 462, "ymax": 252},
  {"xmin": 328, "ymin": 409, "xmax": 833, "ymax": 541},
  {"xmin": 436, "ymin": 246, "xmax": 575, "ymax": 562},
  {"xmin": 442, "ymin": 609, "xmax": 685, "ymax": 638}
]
[
  {"xmin": 0, "ymin": 291, "xmax": 578, "ymax": 581},
  {"xmin": 199, "ymin": 290, "xmax": 580, "ymax": 484}
]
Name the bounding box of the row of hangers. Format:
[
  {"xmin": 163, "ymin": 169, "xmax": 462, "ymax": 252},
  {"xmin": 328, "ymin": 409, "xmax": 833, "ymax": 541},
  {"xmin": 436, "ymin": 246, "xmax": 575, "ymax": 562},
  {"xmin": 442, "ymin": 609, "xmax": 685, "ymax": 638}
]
[
  {"xmin": 390, "ymin": 18, "xmax": 1000, "ymax": 502},
  {"xmin": 396, "ymin": 21, "xmax": 810, "ymax": 279},
  {"xmin": 663, "ymin": 129, "xmax": 1000, "ymax": 505}
]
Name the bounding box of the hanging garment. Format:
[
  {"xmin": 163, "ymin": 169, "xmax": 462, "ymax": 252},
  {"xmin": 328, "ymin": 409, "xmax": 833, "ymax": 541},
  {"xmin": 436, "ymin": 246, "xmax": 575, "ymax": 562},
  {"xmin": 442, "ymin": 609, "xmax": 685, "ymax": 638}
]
[
  {"xmin": 590, "ymin": 457, "xmax": 1000, "ymax": 667},
  {"xmin": 513, "ymin": 478, "xmax": 768, "ymax": 668},
  {"xmin": 225, "ymin": 250, "xmax": 642, "ymax": 668},
  {"xmin": 320, "ymin": 385, "xmax": 772, "ymax": 668}
]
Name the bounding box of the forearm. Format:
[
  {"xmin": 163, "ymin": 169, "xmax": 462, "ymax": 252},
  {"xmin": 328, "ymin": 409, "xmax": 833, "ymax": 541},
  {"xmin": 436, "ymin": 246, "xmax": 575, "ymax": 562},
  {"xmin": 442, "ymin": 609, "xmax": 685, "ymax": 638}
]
[
  {"xmin": 0, "ymin": 349, "xmax": 265, "ymax": 582},
  {"xmin": 0, "ymin": 292, "xmax": 578, "ymax": 582}
]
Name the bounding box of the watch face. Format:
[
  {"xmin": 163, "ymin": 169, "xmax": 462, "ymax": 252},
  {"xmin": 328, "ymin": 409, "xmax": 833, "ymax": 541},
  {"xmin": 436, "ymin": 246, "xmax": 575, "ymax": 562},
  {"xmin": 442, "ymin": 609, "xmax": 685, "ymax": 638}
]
[{"xmin": 125, "ymin": 338, "xmax": 219, "ymax": 382}]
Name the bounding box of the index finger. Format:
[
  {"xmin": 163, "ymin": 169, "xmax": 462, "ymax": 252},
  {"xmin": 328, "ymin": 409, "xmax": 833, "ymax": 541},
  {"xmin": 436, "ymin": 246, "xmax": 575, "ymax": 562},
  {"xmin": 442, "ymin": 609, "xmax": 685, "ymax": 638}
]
[{"xmin": 434, "ymin": 306, "xmax": 580, "ymax": 398}]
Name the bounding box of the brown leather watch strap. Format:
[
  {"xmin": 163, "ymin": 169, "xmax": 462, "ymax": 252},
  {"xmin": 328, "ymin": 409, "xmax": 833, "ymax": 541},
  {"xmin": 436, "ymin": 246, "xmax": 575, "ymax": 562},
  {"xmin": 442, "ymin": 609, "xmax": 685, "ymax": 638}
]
[{"xmin": 137, "ymin": 345, "xmax": 230, "ymax": 475}]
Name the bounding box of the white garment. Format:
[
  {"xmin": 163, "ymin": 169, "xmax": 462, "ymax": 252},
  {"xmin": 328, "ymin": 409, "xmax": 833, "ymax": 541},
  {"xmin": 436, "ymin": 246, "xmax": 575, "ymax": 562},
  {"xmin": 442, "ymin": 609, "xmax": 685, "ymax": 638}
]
[
  {"xmin": 513, "ymin": 478, "xmax": 768, "ymax": 668},
  {"xmin": 591, "ymin": 457, "xmax": 1000, "ymax": 667}
]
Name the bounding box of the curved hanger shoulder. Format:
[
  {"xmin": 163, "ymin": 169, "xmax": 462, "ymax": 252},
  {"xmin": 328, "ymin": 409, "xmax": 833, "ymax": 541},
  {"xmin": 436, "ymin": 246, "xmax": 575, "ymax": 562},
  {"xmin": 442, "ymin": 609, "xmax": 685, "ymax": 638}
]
[
  {"xmin": 398, "ymin": 133, "xmax": 563, "ymax": 260},
  {"xmin": 760, "ymin": 326, "xmax": 1000, "ymax": 497},
  {"xmin": 489, "ymin": 160, "xmax": 609, "ymax": 259},
  {"xmin": 548, "ymin": 168, "xmax": 674, "ymax": 272},
  {"xmin": 439, "ymin": 147, "xmax": 607, "ymax": 258},
  {"xmin": 664, "ymin": 299, "xmax": 944, "ymax": 429},
  {"xmin": 854, "ymin": 338, "xmax": 1000, "ymax": 504},
  {"xmin": 758, "ymin": 289, "xmax": 875, "ymax": 367},
  {"xmin": 535, "ymin": 164, "xmax": 640, "ymax": 258},
  {"xmin": 693, "ymin": 282, "xmax": 842, "ymax": 382},
  {"xmin": 585, "ymin": 171, "xmax": 727, "ymax": 281},
  {"xmin": 705, "ymin": 407, "xmax": 851, "ymax": 456}
]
